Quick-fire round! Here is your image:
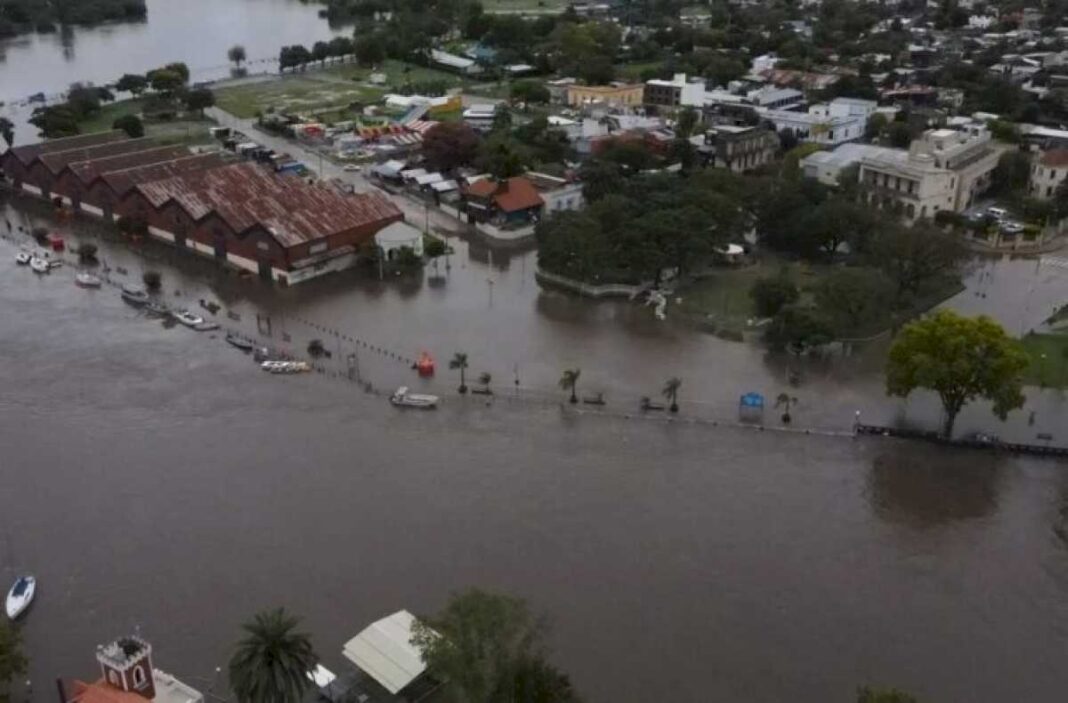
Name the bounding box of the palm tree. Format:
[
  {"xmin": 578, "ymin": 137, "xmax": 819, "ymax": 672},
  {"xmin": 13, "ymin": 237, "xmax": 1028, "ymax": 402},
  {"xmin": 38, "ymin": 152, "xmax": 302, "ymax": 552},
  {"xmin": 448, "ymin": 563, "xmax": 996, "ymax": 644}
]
[
  {"xmin": 776, "ymin": 392, "xmax": 798, "ymax": 424},
  {"xmin": 559, "ymin": 368, "xmax": 581, "ymax": 404},
  {"xmin": 450, "ymin": 352, "xmax": 469, "ymax": 393},
  {"xmin": 662, "ymin": 377, "xmax": 682, "ymax": 413},
  {"xmin": 228, "ymin": 45, "xmax": 247, "ymax": 69},
  {"xmin": 229, "ymin": 608, "xmax": 318, "ymax": 703}
]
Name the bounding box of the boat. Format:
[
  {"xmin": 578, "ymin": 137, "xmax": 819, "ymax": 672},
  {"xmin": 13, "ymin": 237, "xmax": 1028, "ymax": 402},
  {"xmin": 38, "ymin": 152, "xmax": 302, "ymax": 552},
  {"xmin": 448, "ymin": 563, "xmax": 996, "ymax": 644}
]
[
  {"xmin": 173, "ymin": 310, "xmax": 205, "ymax": 328},
  {"xmin": 226, "ymin": 334, "xmax": 255, "ymax": 352},
  {"xmin": 144, "ymin": 301, "xmax": 169, "ymax": 317},
  {"xmin": 15, "ymin": 252, "xmax": 30, "ymax": 266},
  {"xmin": 390, "ymin": 386, "xmax": 439, "ymax": 409},
  {"xmin": 260, "ymin": 360, "xmax": 311, "ymax": 374},
  {"xmin": 29, "ymin": 257, "xmax": 49, "ymax": 274},
  {"xmin": 121, "ymin": 285, "xmax": 149, "ymax": 305},
  {"xmin": 416, "ymin": 352, "xmax": 435, "ymax": 377},
  {"xmin": 5, "ymin": 575, "xmax": 35, "ymax": 620},
  {"xmin": 75, "ymin": 272, "xmax": 102, "ymax": 288}
]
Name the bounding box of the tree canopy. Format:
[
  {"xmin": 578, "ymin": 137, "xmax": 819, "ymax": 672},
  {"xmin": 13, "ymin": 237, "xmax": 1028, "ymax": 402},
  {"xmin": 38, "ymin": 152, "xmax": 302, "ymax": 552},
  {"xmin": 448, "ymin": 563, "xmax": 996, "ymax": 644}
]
[
  {"xmin": 886, "ymin": 310, "xmax": 1028, "ymax": 438},
  {"xmin": 228, "ymin": 608, "xmax": 318, "ymax": 703},
  {"xmin": 423, "ymin": 122, "xmax": 481, "ymax": 172},
  {"xmin": 0, "ymin": 619, "xmax": 27, "ymax": 703}
]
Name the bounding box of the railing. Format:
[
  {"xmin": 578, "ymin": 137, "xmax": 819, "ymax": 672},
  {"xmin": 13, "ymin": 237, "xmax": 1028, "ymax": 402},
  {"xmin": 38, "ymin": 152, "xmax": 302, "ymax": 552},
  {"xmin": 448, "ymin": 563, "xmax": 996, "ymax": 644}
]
[{"xmin": 534, "ymin": 267, "xmax": 641, "ymax": 298}]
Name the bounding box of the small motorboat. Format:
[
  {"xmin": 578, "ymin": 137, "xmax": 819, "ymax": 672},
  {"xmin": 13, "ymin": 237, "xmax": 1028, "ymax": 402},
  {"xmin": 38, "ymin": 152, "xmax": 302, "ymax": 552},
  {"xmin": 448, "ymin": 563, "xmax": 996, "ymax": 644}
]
[
  {"xmin": 226, "ymin": 333, "xmax": 255, "ymax": 352},
  {"xmin": 390, "ymin": 386, "xmax": 439, "ymax": 409},
  {"xmin": 29, "ymin": 257, "xmax": 50, "ymax": 274},
  {"xmin": 260, "ymin": 360, "xmax": 311, "ymax": 374},
  {"xmin": 173, "ymin": 310, "xmax": 205, "ymax": 328},
  {"xmin": 121, "ymin": 285, "xmax": 149, "ymax": 305},
  {"xmin": 75, "ymin": 272, "xmax": 102, "ymax": 288},
  {"xmin": 144, "ymin": 301, "xmax": 169, "ymax": 317},
  {"xmin": 416, "ymin": 352, "xmax": 435, "ymax": 377},
  {"xmin": 5, "ymin": 575, "xmax": 35, "ymax": 620},
  {"xmin": 15, "ymin": 252, "xmax": 31, "ymax": 266}
]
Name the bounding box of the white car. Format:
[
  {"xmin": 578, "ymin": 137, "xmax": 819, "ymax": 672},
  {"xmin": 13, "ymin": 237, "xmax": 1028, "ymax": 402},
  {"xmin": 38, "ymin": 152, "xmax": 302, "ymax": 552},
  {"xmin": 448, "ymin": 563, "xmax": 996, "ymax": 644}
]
[
  {"xmin": 1000, "ymin": 220, "xmax": 1025, "ymax": 235},
  {"xmin": 343, "ymin": 164, "xmax": 362, "ymax": 172}
]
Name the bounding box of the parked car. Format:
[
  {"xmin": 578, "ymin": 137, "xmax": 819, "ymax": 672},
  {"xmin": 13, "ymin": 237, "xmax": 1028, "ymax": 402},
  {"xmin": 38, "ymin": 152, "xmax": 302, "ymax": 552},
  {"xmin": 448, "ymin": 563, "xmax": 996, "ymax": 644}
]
[
  {"xmin": 343, "ymin": 164, "xmax": 362, "ymax": 172},
  {"xmin": 986, "ymin": 206, "xmax": 1008, "ymax": 221},
  {"xmin": 1000, "ymin": 220, "xmax": 1025, "ymax": 235}
]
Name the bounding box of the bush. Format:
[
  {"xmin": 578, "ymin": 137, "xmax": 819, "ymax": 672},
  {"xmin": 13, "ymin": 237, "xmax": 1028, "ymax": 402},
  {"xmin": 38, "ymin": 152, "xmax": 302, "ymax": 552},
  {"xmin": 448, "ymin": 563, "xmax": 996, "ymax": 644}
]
[
  {"xmin": 142, "ymin": 270, "xmax": 162, "ymax": 290},
  {"xmin": 424, "ymin": 238, "xmax": 447, "ymax": 258},
  {"xmin": 307, "ymin": 339, "xmax": 326, "ymax": 357},
  {"xmin": 31, "ymin": 227, "xmax": 49, "ymax": 244},
  {"xmin": 112, "ymin": 114, "xmax": 144, "ymax": 138},
  {"xmin": 750, "ymin": 275, "xmax": 800, "ymax": 318}
]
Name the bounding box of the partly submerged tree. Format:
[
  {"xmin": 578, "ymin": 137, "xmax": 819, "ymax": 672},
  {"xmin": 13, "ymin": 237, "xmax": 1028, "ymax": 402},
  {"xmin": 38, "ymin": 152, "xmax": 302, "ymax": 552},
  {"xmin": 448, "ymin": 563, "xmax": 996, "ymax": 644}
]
[
  {"xmin": 662, "ymin": 377, "xmax": 682, "ymax": 413},
  {"xmin": 857, "ymin": 686, "xmax": 919, "ymax": 703},
  {"xmin": 559, "ymin": 368, "xmax": 581, "ymax": 404},
  {"xmin": 228, "ymin": 608, "xmax": 318, "ymax": 703},
  {"xmin": 228, "ymin": 44, "xmax": 247, "ymax": 68},
  {"xmin": 450, "ymin": 352, "xmax": 469, "ymax": 394},
  {"xmin": 775, "ymin": 392, "xmax": 798, "ymax": 424},
  {"xmin": 886, "ymin": 310, "xmax": 1028, "ymax": 438},
  {"xmin": 0, "ymin": 619, "xmax": 28, "ymax": 703},
  {"xmin": 0, "ymin": 117, "xmax": 13, "ymax": 149}
]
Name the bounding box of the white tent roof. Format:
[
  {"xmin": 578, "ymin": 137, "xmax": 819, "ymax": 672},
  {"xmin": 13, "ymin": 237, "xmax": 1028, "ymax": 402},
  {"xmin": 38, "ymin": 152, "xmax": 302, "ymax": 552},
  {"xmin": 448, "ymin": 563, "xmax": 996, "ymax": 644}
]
[{"xmin": 341, "ymin": 610, "xmax": 429, "ymax": 694}]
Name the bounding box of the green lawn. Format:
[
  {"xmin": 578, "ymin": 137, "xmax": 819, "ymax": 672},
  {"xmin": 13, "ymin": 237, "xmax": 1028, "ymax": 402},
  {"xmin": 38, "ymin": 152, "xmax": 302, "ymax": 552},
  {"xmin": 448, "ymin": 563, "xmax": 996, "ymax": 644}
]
[
  {"xmin": 615, "ymin": 61, "xmax": 664, "ymax": 81},
  {"xmin": 1021, "ymin": 334, "xmax": 1068, "ymax": 388},
  {"xmin": 481, "ymin": 0, "xmax": 569, "ymax": 12},
  {"xmin": 78, "ymin": 98, "xmax": 212, "ymax": 145},
  {"xmin": 214, "ymin": 75, "xmax": 385, "ymax": 119},
  {"xmin": 326, "ymin": 59, "xmax": 469, "ymax": 90}
]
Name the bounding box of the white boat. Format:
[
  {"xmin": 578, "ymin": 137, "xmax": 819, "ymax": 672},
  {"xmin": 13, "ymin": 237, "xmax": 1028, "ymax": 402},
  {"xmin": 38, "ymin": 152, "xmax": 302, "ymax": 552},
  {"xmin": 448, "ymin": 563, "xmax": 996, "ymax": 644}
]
[
  {"xmin": 15, "ymin": 252, "xmax": 31, "ymax": 266},
  {"xmin": 29, "ymin": 257, "xmax": 49, "ymax": 274},
  {"xmin": 260, "ymin": 360, "xmax": 311, "ymax": 374},
  {"xmin": 390, "ymin": 386, "xmax": 439, "ymax": 409},
  {"xmin": 173, "ymin": 310, "xmax": 205, "ymax": 328},
  {"xmin": 121, "ymin": 285, "xmax": 149, "ymax": 305},
  {"xmin": 75, "ymin": 272, "xmax": 102, "ymax": 288},
  {"xmin": 5, "ymin": 575, "xmax": 35, "ymax": 620}
]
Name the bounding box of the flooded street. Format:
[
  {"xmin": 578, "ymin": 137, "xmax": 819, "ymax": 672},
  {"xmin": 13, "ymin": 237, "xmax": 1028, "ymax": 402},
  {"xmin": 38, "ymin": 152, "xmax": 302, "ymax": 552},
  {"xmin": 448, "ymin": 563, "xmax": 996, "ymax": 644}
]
[{"xmin": 3, "ymin": 202, "xmax": 1068, "ymax": 702}]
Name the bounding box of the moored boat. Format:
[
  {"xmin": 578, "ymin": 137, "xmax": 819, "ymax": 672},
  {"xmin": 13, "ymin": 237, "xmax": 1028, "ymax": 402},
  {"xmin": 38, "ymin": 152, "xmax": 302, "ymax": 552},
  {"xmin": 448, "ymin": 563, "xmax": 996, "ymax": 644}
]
[
  {"xmin": 173, "ymin": 310, "xmax": 205, "ymax": 328},
  {"xmin": 15, "ymin": 252, "xmax": 30, "ymax": 266},
  {"xmin": 29, "ymin": 257, "xmax": 49, "ymax": 274},
  {"xmin": 144, "ymin": 301, "xmax": 169, "ymax": 316},
  {"xmin": 5, "ymin": 575, "xmax": 35, "ymax": 620},
  {"xmin": 75, "ymin": 272, "xmax": 102, "ymax": 288},
  {"xmin": 390, "ymin": 386, "xmax": 439, "ymax": 409},
  {"xmin": 260, "ymin": 360, "xmax": 311, "ymax": 374},
  {"xmin": 226, "ymin": 333, "xmax": 255, "ymax": 351},
  {"xmin": 121, "ymin": 285, "xmax": 149, "ymax": 305}
]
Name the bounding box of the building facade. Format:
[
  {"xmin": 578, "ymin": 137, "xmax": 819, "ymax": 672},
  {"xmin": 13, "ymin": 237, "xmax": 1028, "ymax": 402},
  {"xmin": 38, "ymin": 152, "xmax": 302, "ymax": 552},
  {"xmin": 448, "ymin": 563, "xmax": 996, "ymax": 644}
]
[
  {"xmin": 1030, "ymin": 149, "xmax": 1068, "ymax": 199},
  {"xmin": 700, "ymin": 125, "xmax": 779, "ymax": 172},
  {"xmin": 566, "ymin": 84, "xmax": 644, "ymax": 108}
]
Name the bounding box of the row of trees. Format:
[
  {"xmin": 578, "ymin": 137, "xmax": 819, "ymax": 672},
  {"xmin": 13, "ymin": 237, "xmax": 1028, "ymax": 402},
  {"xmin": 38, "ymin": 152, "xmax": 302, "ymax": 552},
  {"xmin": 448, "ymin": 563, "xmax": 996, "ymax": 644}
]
[
  {"xmin": 0, "ymin": 0, "xmax": 145, "ymax": 38},
  {"xmin": 278, "ymin": 36, "xmax": 357, "ymax": 71}
]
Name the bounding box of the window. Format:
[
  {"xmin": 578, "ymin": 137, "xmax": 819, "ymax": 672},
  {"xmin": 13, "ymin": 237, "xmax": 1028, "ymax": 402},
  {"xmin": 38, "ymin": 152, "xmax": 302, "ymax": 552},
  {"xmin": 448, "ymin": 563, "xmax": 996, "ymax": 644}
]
[
  {"xmin": 257, "ymin": 241, "xmax": 269, "ymax": 252},
  {"xmin": 108, "ymin": 671, "xmax": 120, "ymax": 687},
  {"xmin": 309, "ymin": 242, "xmax": 328, "ymax": 255},
  {"xmin": 133, "ymin": 667, "xmax": 147, "ymax": 688}
]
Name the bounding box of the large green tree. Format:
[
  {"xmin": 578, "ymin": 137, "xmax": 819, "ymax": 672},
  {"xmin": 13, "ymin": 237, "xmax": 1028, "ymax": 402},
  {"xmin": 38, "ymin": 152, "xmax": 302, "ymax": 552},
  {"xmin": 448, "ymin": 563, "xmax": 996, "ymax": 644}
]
[
  {"xmin": 423, "ymin": 122, "xmax": 481, "ymax": 171},
  {"xmin": 411, "ymin": 588, "xmax": 580, "ymax": 703},
  {"xmin": 228, "ymin": 608, "xmax": 318, "ymax": 703},
  {"xmin": 886, "ymin": 310, "xmax": 1028, "ymax": 438},
  {"xmin": 0, "ymin": 619, "xmax": 27, "ymax": 703},
  {"xmin": 870, "ymin": 222, "xmax": 966, "ymax": 299}
]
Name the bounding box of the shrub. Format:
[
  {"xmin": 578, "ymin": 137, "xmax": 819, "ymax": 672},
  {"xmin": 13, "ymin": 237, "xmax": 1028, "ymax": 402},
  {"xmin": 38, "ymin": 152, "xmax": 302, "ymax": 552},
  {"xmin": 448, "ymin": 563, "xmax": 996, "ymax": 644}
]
[
  {"xmin": 307, "ymin": 339, "xmax": 326, "ymax": 357},
  {"xmin": 112, "ymin": 114, "xmax": 144, "ymax": 138},
  {"xmin": 750, "ymin": 275, "xmax": 800, "ymax": 318},
  {"xmin": 142, "ymin": 270, "xmax": 162, "ymax": 290},
  {"xmin": 76, "ymin": 242, "xmax": 98, "ymax": 262}
]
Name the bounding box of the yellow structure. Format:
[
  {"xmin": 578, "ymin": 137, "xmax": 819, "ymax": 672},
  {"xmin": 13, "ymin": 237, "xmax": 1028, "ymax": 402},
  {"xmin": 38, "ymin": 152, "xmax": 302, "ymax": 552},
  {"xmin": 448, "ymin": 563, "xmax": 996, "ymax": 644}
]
[
  {"xmin": 566, "ymin": 84, "xmax": 644, "ymax": 108},
  {"xmin": 428, "ymin": 95, "xmax": 463, "ymax": 116}
]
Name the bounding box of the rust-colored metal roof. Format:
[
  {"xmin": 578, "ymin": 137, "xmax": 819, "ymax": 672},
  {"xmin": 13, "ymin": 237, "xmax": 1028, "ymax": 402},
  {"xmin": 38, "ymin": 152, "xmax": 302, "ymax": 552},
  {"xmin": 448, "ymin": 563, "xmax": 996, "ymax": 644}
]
[
  {"xmin": 101, "ymin": 152, "xmax": 227, "ymax": 196},
  {"xmin": 37, "ymin": 137, "xmax": 155, "ymax": 174},
  {"xmin": 9, "ymin": 131, "xmax": 126, "ymax": 165},
  {"xmin": 65, "ymin": 680, "xmax": 148, "ymax": 703},
  {"xmin": 464, "ymin": 176, "xmax": 544, "ymax": 213},
  {"xmin": 67, "ymin": 145, "xmax": 190, "ymax": 185},
  {"xmin": 137, "ymin": 162, "xmax": 403, "ymax": 248}
]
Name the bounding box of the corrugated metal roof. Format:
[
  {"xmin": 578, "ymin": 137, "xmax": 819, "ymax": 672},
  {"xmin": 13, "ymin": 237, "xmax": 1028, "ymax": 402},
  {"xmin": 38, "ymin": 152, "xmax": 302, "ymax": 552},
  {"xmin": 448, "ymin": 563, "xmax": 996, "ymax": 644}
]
[
  {"xmin": 9, "ymin": 131, "xmax": 126, "ymax": 165},
  {"xmin": 101, "ymin": 153, "xmax": 227, "ymax": 196},
  {"xmin": 341, "ymin": 610, "xmax": 429, "ymax": 695},
  {"xmin": 67, "ymin": 146, "xmax": 190, "ymax": 185},
  {"xmin": 38, "ymin": 138, "xmax": 155, "ymax": 174},
  {"xmin": 136, "ymin": 162, "xmax": 403, "ymax": 248}
]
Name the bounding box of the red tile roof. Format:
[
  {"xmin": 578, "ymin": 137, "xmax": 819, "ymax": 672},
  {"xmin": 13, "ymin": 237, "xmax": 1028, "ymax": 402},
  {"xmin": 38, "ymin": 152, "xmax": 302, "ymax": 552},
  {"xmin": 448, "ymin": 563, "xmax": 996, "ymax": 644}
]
[
  {"xmin": 1040, "ymin": 149, "xmax": 1068, "ymax": 168},
  {"xmin": 464, "ymin": 176, "xmax": 544, "ymax": 213},
  {"xmin": 9, "ymin": 131, "xmax": 126, "ymax": 165},
  {"xmin": 38, "ymin": 138, "xmax": 154, "ymax": 174},
  {"xmin": 135, "ymin": 162, "xmax": 403, "ymax": 248},
  {"xmin": 66, "ymin": 680, "xmax": 147, "ymax": 703},
  {"xmin": 67, "ymin": 146, "xmax": 190, "ymax": 185}
]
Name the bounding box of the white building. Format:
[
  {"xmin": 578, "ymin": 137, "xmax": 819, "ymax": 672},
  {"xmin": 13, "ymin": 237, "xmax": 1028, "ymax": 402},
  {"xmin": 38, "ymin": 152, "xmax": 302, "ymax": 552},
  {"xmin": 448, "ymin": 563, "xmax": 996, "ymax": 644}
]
[
  {"xmin": 1030, "ymin": 149, "xmax": 1068, "ymax": 199},
  {"xmin": 858, "ymin": 126, "xmax": 1002, "ymax": 220},
  {"xmin": 751, "ymin": 53, "xmax": 780, "ymax": 74},
  {"xmin": 801, "ymin": 143, "xmax": 905, "ymax": 185},
  {"xmin": 643, "ymin": 73, "xmax": 708, "ymax": 107}
]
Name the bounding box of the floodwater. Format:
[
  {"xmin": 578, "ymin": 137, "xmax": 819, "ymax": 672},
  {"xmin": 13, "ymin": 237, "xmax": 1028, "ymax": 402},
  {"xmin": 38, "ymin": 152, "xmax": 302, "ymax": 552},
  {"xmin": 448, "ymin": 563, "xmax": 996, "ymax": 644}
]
[
  {"xmin": 0, "ymin": 0, "xmax": 346, "ymax": 143},
  {"xmin": 3, "ymin": 203, "xmax": 1068, "ymax": 702}
]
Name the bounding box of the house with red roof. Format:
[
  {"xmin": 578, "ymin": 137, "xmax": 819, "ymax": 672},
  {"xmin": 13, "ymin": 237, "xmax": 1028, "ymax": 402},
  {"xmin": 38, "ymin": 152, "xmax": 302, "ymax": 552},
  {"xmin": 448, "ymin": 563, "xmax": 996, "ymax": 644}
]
[{"xmin": 460, "ymin": 176, "xmax": 544, "ymax": 227}]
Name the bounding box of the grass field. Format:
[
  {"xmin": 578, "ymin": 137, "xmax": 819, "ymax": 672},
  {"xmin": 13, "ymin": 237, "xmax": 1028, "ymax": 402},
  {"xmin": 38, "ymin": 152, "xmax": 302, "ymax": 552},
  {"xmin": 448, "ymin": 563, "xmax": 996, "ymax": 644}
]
[
  {"xmin": 481, "ymin": 0, "xmax": 569, "ymax": 12},
  {"xmin": 77, "ymin": 98, "xmax": 212, "ymax": 145},
  {"xmin": 214, "ymin": 76, "xmax": 385, "ymax": 119},
  {"xmin": 1021, "ymin": 333, "xmax": 1068, "ymax": 388},
  {"xmin": 325, "ymin": 59, "xmax": 469, "ymax": 90},
  {"xmin": 615, "ymin": 61, "xmax": 664, "ymax": 81}
]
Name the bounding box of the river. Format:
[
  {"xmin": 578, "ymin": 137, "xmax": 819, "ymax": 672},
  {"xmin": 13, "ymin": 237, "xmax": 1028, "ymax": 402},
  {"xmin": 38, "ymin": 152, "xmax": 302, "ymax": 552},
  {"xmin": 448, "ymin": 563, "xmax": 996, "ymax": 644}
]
[
  {"xmin": 0, "ymin": 0, "xmax": 346, "ymax": 136},
  {"xmin": 3, "ymin": 201, "xmax": 1068, "ymax": 702}
]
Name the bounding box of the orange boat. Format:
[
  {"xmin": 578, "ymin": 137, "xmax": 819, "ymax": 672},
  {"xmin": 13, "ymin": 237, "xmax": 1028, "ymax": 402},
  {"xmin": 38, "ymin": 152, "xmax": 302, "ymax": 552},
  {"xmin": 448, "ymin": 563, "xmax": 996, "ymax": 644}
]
[{"xmin": 416, "ymin": 352, "xmax": 435, "ymax": 377}]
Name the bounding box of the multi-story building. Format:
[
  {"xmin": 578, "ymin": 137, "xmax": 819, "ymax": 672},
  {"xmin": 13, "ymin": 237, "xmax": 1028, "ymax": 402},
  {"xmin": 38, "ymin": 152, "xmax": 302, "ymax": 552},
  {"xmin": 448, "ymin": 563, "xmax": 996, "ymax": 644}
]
[
  {"xmin": 800, "ymin": 143, "xmax": 904, "ymax": 185},
  {"xmin": 758, "ymin": 105, "xmax": 866, "ymax": 146},
  {"xmin": 857, "ymin": 126, "xmax": 1001, "ymax": 220},
  {"xmin": 1030, "ymin": 149, "xmax": 1068, "ymax": 199},
  {"xmin": 566, "ymin": 83, "xmax": 644, "ymax": 108},
  {"xmin": 700, "ymin": 125, "xmax": 779, "ymax": 173},
  {"xmin": 643, "ymin": 74, "xmax": 707, "ymax": 108}
]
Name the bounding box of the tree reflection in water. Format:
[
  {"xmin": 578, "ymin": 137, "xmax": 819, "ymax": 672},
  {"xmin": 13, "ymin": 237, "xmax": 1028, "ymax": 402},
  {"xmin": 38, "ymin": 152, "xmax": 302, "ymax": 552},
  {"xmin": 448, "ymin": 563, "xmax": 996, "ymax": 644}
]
[{"xmin": 868, "ymin": 443, "xmax": 1004, "ymax": 527}]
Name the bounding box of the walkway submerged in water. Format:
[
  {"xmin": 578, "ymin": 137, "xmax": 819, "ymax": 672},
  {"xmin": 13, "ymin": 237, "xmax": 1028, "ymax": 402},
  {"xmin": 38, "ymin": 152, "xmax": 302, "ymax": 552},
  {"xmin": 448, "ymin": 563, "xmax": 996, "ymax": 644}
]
[{"xmin": 857, "ymin": 424, "xmax": 1068, "ymax": 460}]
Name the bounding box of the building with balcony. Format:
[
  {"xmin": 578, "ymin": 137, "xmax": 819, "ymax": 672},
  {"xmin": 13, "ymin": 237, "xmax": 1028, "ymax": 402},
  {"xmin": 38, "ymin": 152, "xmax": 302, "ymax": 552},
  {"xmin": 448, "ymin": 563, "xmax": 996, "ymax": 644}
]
[
  {"xmin": 699, "ymin": 125, "xmax": 779, "ymax": 173},
  {"xmin": 1030, "ymin": 148, "xmax": 1068, "ymax": 199}
]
